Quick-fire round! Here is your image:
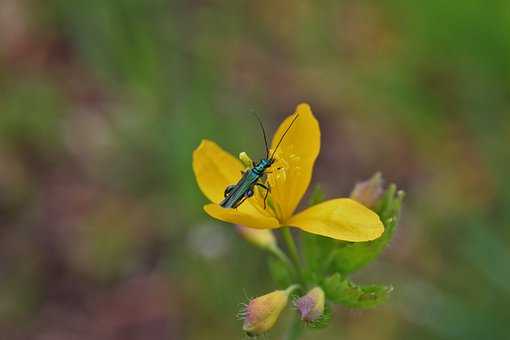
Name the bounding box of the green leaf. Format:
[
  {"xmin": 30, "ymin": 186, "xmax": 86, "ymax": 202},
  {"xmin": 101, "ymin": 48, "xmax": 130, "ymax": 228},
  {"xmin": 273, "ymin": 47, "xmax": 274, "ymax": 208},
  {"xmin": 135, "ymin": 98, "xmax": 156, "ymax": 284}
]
[
  {"xmin": 268, "ymin": 257, "xmax": 294, "ymax": 288},
  {"xmin": 329, "ymin": 184, "xmax": 405, "ymax": 274},
  {"xmin": 323, "ymin": 273, "xmax": 393, "ymax": 309},
  {"xmin": 302, "ymin": 233, "xmax": 336, "ymax": 282}
]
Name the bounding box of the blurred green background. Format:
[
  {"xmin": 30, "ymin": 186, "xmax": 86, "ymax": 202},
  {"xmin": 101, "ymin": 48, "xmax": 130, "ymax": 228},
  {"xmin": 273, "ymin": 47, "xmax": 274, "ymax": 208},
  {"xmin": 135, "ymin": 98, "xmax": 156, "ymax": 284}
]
[{"xmin": 1, "ymin": 0, "xmax": 509, "ymax": 339}]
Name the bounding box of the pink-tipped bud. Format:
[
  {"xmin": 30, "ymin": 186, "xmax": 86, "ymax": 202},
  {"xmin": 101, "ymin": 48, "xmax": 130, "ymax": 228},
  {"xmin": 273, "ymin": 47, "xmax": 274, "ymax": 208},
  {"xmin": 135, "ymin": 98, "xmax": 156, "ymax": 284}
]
[
  {"xmin": 350, "ymin": 172, "xmax": 384, "ymax": 208},
  {"xmin": 241, "ymin": 285, "xmax": 298, "ymax": 336},
  {"xmin": 236, "ymin": 225, "xmax": 277, "ymax": 251},
  {"xmin": 295, "ymin": 286, "xmax": 325, "ymax": 322}
]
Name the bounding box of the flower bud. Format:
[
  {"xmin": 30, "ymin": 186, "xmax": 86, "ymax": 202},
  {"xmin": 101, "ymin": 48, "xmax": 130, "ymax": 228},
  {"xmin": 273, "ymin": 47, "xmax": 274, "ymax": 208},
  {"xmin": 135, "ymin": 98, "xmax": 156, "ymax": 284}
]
[
  {"xmin": 295, "ymin": 286, "xmax": 325, "ymax": 322},
  {"xmin": 239, "ymin": 152, "xmax": 253, "ymax": 168},
  {"xmin": 242, "ymin": 285, "xmax": 298, "ymax": 336},
  {"xmin": 236, "ymin": 225, "xmax": 277, "ymax": 251},
  {"xmin": 350, "ymin": 172, "xmax": 384, "ymax": 208}
]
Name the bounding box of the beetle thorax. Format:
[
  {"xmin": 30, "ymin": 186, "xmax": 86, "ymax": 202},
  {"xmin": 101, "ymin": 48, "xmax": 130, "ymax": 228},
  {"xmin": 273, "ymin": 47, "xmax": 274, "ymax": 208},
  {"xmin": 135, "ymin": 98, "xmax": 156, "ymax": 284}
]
[{"xmin": 253, "ymin": 159, "xmax": 272, "ymax": 174}]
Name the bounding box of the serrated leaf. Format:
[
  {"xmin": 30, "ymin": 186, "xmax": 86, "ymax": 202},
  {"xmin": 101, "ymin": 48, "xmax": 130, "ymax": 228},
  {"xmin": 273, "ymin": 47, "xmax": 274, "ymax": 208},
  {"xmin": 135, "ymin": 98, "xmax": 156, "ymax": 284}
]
[
  {"xmin": 323, "ymin": 273, "xmax": 393, "ymax": 309},
  {"xmin": 329, "ymin": 184, "xmax": 404, "ymax": 274},
  {"xmin": 267, "ymin": 257, "xmax": 294, "ymax": 288}
]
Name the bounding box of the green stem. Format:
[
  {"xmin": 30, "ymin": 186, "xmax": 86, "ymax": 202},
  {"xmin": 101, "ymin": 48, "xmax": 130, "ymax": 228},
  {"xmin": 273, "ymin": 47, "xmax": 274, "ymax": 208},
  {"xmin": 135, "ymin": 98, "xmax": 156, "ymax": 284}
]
[
  {"xmin": 322, "ymin": 248, "xmax": 338, "ymax": 274},
  {"xmin": 281, "ymin": 227, "xmax": 304, "ymax": 284},
  {"xmin": 270, "ymin": 245, "xmax": 293, "ymax": 269},
  {"xmin": 282, "ymin": 228, "xmax": 300, "ymax": 266},
  {"xmin": 285, "ymin": 312, "xmax": 304, "ymax": 340}
]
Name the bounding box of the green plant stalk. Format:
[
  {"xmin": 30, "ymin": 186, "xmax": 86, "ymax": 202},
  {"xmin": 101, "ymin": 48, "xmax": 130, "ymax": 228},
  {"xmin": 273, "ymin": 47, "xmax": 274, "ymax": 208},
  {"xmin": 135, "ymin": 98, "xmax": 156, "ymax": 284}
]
[
  {"xmin": 280, "ymin": 229, "xmax": 308, "ymax": 339},
  {"xmin": 282, "ymin": 228, "xmax": 300, "ymax": 265},
  {"xmin": 285, "ymin": 312, "xmax": 304, "ymax": 340},
  {"xmin": 281, "ymin": 227, "xmax": 305, "ymax": 285},
  {"xmin": 270, "ymin": 245, "xmax": 293, "ymax": 269},
  {"xmin": 322, "ymin": 247, "xmax": 338, "ymax": 274}
]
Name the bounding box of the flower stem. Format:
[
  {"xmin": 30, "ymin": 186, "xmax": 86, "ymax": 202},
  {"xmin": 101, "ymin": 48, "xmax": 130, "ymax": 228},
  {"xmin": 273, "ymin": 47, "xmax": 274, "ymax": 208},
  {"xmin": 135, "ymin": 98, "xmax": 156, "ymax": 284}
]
[
  {"xmin": 281, "ymin": 228, "xmax": 304, "ymax": 283},
  {"xmin": 322, "ymin": 248, "xmax": 338, "ymax": 274},
  {"xmin": 282, "ymin": 228, "xmax": 300, "ymax": 265},
  {"xmin": 285, "ymin": 312, "xmax": 304, "ymax": 340},
  {"xmin": 270, "ymin": 245, "xmax": 293, "ymax": 268}
]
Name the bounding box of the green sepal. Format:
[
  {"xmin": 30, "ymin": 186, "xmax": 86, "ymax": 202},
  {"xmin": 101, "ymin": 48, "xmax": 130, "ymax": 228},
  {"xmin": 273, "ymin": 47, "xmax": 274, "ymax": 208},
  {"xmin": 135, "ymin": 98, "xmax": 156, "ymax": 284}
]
[
  {"xmin": 302, "ymin": 234, "xmax": 336, "ymax": 281},
  {"xmin": 323, "ymin": 273, "xmax": 393, "ymax": 309},
  {"xmin": 268, "ymin": 257, "xmax": 294, "ymax": 288},
  {"xmin": 303, "ymin": 302, "xmax": 332, "ymax": 330},
  {"xmin": 308, "ymin": 184, "xmax": 326, "ymax": 206},
  {"xmin": 329, "ymin": 184, "xmax": 405, "ymax": 274}
]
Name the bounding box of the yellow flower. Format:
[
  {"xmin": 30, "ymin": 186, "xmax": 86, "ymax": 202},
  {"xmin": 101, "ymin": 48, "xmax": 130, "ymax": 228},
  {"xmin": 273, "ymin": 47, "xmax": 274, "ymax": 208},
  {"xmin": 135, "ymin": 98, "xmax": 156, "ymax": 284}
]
[{"xmin": 192, "ymin": 103, "xmax": 383, "ymax": 241}]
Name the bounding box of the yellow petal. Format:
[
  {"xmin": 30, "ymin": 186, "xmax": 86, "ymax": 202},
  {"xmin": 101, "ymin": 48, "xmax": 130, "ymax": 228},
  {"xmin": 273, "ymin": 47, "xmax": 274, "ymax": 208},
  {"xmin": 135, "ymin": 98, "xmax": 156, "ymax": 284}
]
[
  {"xmin": 204, "ymin": 204, "xmax": 280, "ymax": 229},
  {"xmin": 287, "ymin": 198, "xmax": 384, "ymax": 241},
  {"xmin": 269, "ymin": 103, "xmax": 320, "ymax": 221},
  {"xmin": 193, "ymin": 140, "xmax": 277, "ymax": 225},
  {"xmin": 192, "ymin": 139, "xmax": 244, "ymax": 204}
]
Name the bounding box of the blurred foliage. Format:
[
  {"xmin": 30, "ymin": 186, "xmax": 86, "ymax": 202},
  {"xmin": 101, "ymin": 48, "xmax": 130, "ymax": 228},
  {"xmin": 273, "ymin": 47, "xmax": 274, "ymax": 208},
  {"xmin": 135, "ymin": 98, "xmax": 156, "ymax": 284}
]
[{"xmin": 1, "ymin": 0, "xmax": 510, "ymax": 339}]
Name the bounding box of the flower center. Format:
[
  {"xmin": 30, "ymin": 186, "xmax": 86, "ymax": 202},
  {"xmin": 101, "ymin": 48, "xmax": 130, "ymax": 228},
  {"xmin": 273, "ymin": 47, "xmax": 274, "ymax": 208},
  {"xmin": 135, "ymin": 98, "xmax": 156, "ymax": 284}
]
[
  {"xmin": 238, "ymin": 149, "xmax": 302, "ymax": 222},
  {"xmin": 266, "ymin": 148, "xmax": 302, "ymax": 221}
]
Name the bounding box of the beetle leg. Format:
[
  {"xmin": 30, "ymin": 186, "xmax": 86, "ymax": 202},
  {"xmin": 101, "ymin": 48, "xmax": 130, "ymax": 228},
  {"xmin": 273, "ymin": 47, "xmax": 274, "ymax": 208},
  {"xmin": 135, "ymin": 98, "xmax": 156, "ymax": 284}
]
[
  {"xmin": 265, "ymin": 167, "xmax": 282, "ymax": 174},
  {"xmin": 256, "ymin": 183, "xmax": 270, "ymax": 191},
  {"xmin": 256, "ymin": 182, "xmax": 271, "ymax": 209}
]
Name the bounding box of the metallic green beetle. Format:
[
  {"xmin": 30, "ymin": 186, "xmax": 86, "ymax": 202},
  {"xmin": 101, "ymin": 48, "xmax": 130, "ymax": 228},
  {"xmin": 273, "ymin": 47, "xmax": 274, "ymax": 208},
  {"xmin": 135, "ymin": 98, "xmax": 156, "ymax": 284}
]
[{"xmin": 220, "ymin": 114, "xmax": 299, "ymax": 209}]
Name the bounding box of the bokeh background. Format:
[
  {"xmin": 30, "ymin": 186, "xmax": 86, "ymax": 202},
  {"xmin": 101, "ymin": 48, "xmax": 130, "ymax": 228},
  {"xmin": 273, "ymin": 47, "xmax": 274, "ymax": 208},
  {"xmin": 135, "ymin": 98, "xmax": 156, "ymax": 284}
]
[{"xmin": 1, "ymin": 1, "xmax": 509, "ymax": 339}]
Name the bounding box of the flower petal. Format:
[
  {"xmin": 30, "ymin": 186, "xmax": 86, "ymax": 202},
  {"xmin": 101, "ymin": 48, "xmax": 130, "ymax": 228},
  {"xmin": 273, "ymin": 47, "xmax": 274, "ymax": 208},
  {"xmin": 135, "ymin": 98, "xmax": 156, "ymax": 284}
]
[
  {"xmin": 287, "ymin": 198, "xmax": 384, "ymax": 241},
  {"xmin": 204, "ymin": 204, "xmax": 280, "ymax": 229},
  {"xmin": 269, "ymin": 103, "xmax": 320, "ymax": 221},
  {"xmin": 193, "ymin": 140, "xmax": 277, "ymax": 224},
  {"xmin": 192, "ymin": 139, "xmax": 244, "ymax": 204}
]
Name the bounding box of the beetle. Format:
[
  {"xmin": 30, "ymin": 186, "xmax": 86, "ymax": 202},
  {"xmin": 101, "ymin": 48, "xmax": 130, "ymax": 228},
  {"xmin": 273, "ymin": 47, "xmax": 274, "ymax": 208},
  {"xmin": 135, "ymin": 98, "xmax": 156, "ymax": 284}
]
[{"xmin": 220, "ymin": 114, "xmax": 299, "ymax": 209}]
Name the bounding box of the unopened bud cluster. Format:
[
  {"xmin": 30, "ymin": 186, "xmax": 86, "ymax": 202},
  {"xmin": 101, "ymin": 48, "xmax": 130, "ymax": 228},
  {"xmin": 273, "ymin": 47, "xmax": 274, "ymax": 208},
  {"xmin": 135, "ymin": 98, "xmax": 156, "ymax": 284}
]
[
  {"xmin": 240, "ymin": 285, "xmax": 327, "ymax": 336},
  {"xmin": 350, "ymin": 172, "xmax": 384, "ymax": 208}
]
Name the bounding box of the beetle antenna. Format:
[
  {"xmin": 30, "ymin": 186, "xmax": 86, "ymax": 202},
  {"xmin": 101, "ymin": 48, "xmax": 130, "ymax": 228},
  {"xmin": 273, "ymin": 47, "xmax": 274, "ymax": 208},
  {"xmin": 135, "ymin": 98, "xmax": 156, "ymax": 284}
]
[
  {"xmin": 270, "ymin": 114, "xmax": 299, "ymax": 160},
  {"xmin": 252, "ymin": 112, "xmax": 270, "ymax": 158}
]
